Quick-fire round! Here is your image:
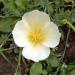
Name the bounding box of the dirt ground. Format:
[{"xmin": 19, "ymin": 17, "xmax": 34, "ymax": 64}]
[{"xmin": 58, "ymin": 26, "xmax": 75, "ymax": 63}]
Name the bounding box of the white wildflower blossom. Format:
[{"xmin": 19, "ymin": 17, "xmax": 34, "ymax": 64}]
[{"xmin": 12, "ymin": 10, "xmax": 61, "ymax": 62}]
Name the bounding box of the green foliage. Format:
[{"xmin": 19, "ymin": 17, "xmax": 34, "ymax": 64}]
[
  {"xmin": 15, "ymin": 68, "xmax": 21, "ymax": 75},
  {"xmin": 14, "ymin": 48, "xmax": 19, "ymax": 54},
  {"xmin": 60, "ymin": 69, "xmax": 66, "ymax": 75},
  {"xmin": 15, "ymin": 0, "xmax": 26, "ymax": 10},
  {"xmin": 0, "ymin": 17, "xmax": 19, "ymax": 32},
  {"xmin": 0, "ymin": 0, "xmax": 75, "ymax": 75},
  {"xmin": 72, "ymin": 9, "xmax": 75, "ymax": 22},
  {"xmin": 3, "ymin": 0, "xmax": 20, "ymax": 16},
  {"xmin": 0, "ymin": 34, "xmax": 7, "ymax": 44},
  {"xmin": 46, "ymin": 54, "xmax": 60, "ymax": 67},
  {"xmin": 30, "ymin": 62, "xmax": 42, "ymax": 75},
  {"xmin": 53, "ymin": 10, "xmax": 72, "ymax": 26},
  {"xmin": 42, "ymin": 70, "xmax": 47, "ymax": 75},
  {"xmin": 67, "ymin": 64, "xmax": 75, "ymax": 71},
  {"xmin": 0, "ymin": 48, "xmax": 4, "ymax": 53},
  {"xmin": 70, "ymin": 69, "xmax": 75, "ymax": 75}
]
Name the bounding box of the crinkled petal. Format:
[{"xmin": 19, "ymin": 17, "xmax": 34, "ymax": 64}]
[
  {"xmin": 22, "ymin": 10, "xmax": 50, "ymax": 28},
  {"xmin": 12, "ymin": 20, "xmax": 30, "ymax": 47},
  {"xmin": 22, "ymin": 45, "xmax": 50, "ymax": 62},
  {"xmin": 43, "ymin": 22, "xmax": 61, "ymax": 48}
]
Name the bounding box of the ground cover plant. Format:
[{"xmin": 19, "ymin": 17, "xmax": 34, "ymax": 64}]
[{"xmin": 0, "ymin": 0, "xmax": 75, "ymax": 75}]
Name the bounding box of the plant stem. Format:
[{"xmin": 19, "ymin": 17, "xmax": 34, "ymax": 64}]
[
  {"xmin": 62, "ymin": 28, "xmax": 70, "ymax": 60},
  {"xmin": 0, "ymin": 33, "xmax": 11, "ymax": 48},
  {"xmin": 0, "ymin": 47, "xmax": 16, "ymax": 52},
  {"xmin": 63, "ymin": 19, "xmax": 75, "ymax": 32},
  {"xmin": 15, "ymin": 50, "xmax": 22, "ymax": 75},
  {"xmin": 0, "ymin": 33, "xmax": 15, "ymax": 69},
  {"xmin": 22, "ymin": 56, "xmax": 27, "ymax": 66}
]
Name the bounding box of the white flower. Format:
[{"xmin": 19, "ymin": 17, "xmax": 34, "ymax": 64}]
[{"xmin": 12, "ymin": 10, "xmax": 61, "ymax": 62}]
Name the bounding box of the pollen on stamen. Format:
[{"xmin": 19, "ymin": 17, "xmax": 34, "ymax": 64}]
[{"xmin": 28, "ymin": 28, "xmax": 45, "ymax": 45}]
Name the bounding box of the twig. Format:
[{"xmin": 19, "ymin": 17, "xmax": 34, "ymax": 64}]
[
  {"xmin": 62, "ymin": 28, "xmax": 70, "ymax": 59},
  {"xmin": 0, "ymin": 47, "xmax": 16, "ymax": 52},
  {"xmin": 15, "ymin": 50, "xmax": 22, "ymax": 75}
]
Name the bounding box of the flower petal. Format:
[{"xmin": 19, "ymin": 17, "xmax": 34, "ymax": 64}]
[
  {"xmin": 22, "ymin": 45, "xmax": 50, "ymax": 62},
  {"xmin": 43, "ymin": 22, "xmax": 61, "ymax": 48},
  {"xmin": 22, "ymin": 10, "xmax": 50, "ymax": 28},
  {"xmin": 12, "ymin": 20, "xmax": 30, "ymax": 47}
]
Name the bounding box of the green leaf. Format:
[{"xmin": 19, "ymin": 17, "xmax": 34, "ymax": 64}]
[
  {"xmin": 60, "ymin": 71, "xmax": 65, "ymax": 75},
  {"xmin": 0, "ymin": 17, "xmax": 19, "ymax": 32},
  {"xmin": 46, "ymin": 61, "xmax": 52, "ymax": 72},
  {"xmin": 30, "ymin": 62, "xmax": 42, "ymax": 75},
  {"xmin": 46, "ymin": 55, "xmax": 59, "ymax": 67},
  {"xmin": 72, "ymin": 9, "xmax": 75, "ymax": 22},
  {"xmin": 0, "ymin": 48, "xmax": 3, "ymax": 53},
  {"xmin": 15, "ymin": 0, "xmax": 26, "ymax": 10},
  {"xmin": 42, "ymin": 70, "xmax": 47, "ymax": 75},
  {"xmin": 14, "ymin": 48, "xmax": 19, "ymax": 54},
  {"xmin": 53, "ymin": 9, "xmax": 72, "ymax": 26},
  {"xmin": 70, "ymin": 69, "xmax": 75, "ymax": 75},
  {"xmin": 67, "ymin": 64, "xmax": 75, "ymax": 71},
  {"xmin": 0, "ymin": 34, "xmax": 8, "ymax": 43},
  {"xmin": 60, "ymin": 68, "xmax": 66, "ymax": 75},
  {"xmin": 50, "ymin": 57, "xmax": 59, "ymax": 67},
  {"xmin": 3, "ymin": 0, "xmax": 21, "ymax": 16}
]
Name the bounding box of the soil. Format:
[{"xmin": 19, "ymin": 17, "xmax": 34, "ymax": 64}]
[
  {"xmin": 58, "ymin": 26, "xmax": 75, "ymax": 63},
  {"xmin": 64, "ymin": 29, "xmax": 75, "ymax": 63},
  {"xmin": 0, "ymin": 26, "xmax": 75, "ymax": 74},
  {"xmin": 0, "ymin": 52, "xmax": 28, "ymax": 75},
  {"xmin": 0, "ymin": 53, "xmax": 16, "ymax": 75}
]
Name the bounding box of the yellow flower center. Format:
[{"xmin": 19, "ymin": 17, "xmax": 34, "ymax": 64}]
[{"xmin": 28, "ymin": 28, "xmax": 45, "ymax": 45}]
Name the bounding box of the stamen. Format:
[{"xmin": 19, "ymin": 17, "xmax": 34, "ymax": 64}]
[{"xmin": 28, "ymin": 28, "xmax": 45, "ymax": 45}]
